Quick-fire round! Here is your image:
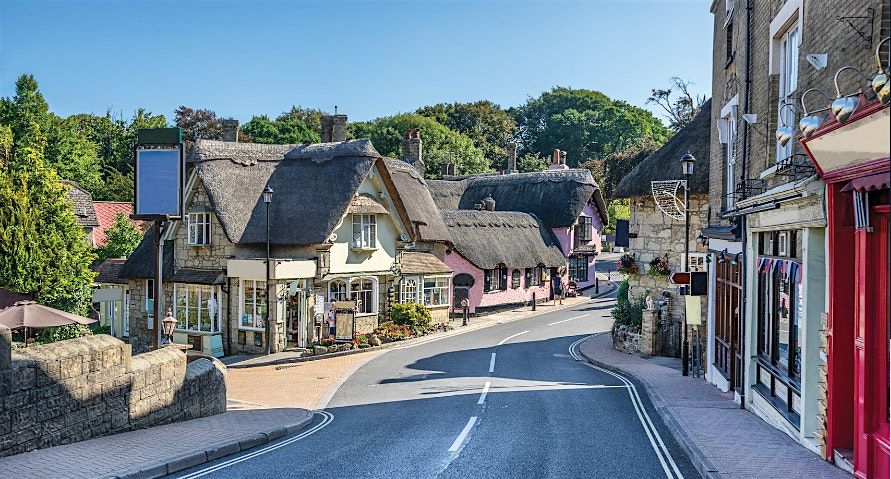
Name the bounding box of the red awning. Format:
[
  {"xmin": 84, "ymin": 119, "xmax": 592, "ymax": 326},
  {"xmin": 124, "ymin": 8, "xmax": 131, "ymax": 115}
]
[{"xmin": 840, "ymin": 170, "xmax": 891, "ymax": 192}]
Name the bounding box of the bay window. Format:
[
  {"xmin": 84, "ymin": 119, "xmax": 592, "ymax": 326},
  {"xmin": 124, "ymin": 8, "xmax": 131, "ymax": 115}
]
[
  {"xmin": 174, "ymin": 284, "xmax": 220, "ymax": 333},
  {"xmin": 352, "ymin": 214, "xmax": 377, "ymax": 249},
  {"xmin": 187, "ymin": 212, "xmax": 212, "ymax": 245},
  {"xmin": 240, "ymin": 279, "xmax": 267, "ymax": 330},
  {"xmin": 423, "ymin": 276, "xmax": 449, "ymax": 306}
]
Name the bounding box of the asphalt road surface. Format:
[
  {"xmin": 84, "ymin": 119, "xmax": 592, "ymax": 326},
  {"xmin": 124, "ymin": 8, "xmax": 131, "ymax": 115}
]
[{"xmin": 174, "ymin": 289, "xmax": 698, "ymax": 479}]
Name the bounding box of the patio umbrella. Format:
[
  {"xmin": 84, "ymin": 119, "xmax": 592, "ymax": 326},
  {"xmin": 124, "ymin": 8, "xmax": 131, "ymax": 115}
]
[{"xmin": 0, "ymin": 301, "xmax": 96, "ymax": 330}]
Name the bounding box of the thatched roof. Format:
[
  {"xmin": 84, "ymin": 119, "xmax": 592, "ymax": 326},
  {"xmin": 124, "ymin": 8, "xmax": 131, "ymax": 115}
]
[
  {"xmin": 380, "ymin": 159, "xmax": 451, "ymax": 243},
  {"xmin": 93, "ymin": 258, "xmax": 128, "ymax": 284},
  {"xmin": 62, "ymin": 180, "xmax": 99, "ymax": 228},
  {"xmin": 427, "ymin": 169, "xmax": 608, "ymax": 228},
  {"xmin": 192, "ymin": 139, "xmax": 380, "ymax": 245},
  {"xmin": 441, "ymin": 210, "xmax": 566, "ymax": 270},
  {"xmin": 399, "ymin": 251, "xmax": 452, "ymax": 275},
  {"xmin": 614, "ymin": 99, "xmax": 712, "ymax": 198},
  {"xmin": 348, "ymin": 195, "xmax": 389, "ymax": 215}
]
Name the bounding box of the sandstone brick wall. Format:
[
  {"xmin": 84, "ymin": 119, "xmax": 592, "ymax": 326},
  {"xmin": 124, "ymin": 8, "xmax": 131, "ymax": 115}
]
[
  {"xmin": 175, "ymin": 182, "xmax": 235, "ymax": 271},
  {"xmin": 0, "ymin": 327, "xmax": 226, "ymax": 457}
]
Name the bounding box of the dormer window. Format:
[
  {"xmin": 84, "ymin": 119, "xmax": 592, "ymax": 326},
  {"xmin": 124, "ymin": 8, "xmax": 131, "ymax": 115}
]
[
  {"xmin": 352, "ymin": 214, "xmax": 377, "ymax": 250},
  {"xmin": 187, "ymin": 212, "xmax": 211, "ymax": 245}
]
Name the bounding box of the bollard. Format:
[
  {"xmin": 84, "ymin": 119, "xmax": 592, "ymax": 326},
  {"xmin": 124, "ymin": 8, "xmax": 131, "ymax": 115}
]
[
  {"xmin": 463, "ymin": 306, "xmax": 469, "ymax": 326},
  {"xmin": 595, "ymin": 276, "xmax": 599, "ymax": 294},
  {"xmin": 532, "ymin": 292, "xmax": 536, "ymax": 311}
]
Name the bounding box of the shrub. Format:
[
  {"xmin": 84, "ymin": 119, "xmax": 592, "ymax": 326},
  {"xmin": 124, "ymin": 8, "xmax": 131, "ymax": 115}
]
[
  {"xmin": 374, "ymin": 321, "xmax": 413, "ymax": 340},
  {"xmin": 390, "ymin": 303, "xmax": 432, "ymax": 332},
  {"xmin": 616, "ymin": 278, "xmax": 630, "ymax": 304},
  {"xmin": 37, "ymin": 324, "xmax": 93, "ymax": 344},
  {"xmin": 612, "ymin": 281, "xmax": 646, "ymax": 333}
]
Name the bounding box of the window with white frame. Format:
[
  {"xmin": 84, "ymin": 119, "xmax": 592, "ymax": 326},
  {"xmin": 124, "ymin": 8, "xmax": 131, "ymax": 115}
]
[
  {"xmin": 328, "ymin": 280, "xmax": 348, "ymax": 302},
  {"xmin": 352, "ymin": 214, "xmax": 377, "ymax": 249},
  {"xmin": 683, "ymin": 253, "xmax": 708, "ymax": 272},
  {"xmin": 400, "ymin": 277, "xmax": 419, "ymax": 303},
  {"xmin": 423, "ymin": 276, "xmax": 449, "ymax": 306},
  {"xmin": 350, "ymin": 277, "xmax": 377, "ymax": 315},
  {"xmin": 776, "ymin": 24, "xmax": 799, "ymax": 162},
  {"xmin": 145, "ymin": 279, "xmax": 155, "ymax": 328},
  {"xmin": 187, "ymin": 212, "xmax": 212, "ymax": 245},
  {"xmin": 174, "ymin": 284, "xmax": 220, "ymax": 333},
  {"xmin": 725, "ymin": 111, "xmax": 737, "ymax": 209},
  {"xmin": 239, "ymin": 279, "xmax": 267, "ymax": 330}
]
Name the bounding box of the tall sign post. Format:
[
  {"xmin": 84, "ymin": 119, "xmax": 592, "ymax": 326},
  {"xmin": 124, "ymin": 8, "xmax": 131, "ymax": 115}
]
[{"xmin": 131, "ymin": 128, "xmax": 184, "ymax": 350}]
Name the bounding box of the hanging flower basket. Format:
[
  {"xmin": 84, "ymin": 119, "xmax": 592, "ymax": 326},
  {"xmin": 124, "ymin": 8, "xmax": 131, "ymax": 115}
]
[
  {"xmin": 617, "ymin": 254, "xmax": 640, "ymax": 276},
  {"xmin": 648, "ymin": 256, "xmax": 671, "ymax": 277}
]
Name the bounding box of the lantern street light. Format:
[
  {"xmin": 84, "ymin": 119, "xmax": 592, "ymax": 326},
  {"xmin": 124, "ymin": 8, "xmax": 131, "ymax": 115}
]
[
  {"xmin": 263, "ymin": 186, "xmax": 273, "ymax": 355},
  {"xmin": 680, "ymin": 153, "xmax": 695, "ymax": 377},
  {"xmin": 161, "ymin": 307, "xmax": 176, "ymax": 345}
]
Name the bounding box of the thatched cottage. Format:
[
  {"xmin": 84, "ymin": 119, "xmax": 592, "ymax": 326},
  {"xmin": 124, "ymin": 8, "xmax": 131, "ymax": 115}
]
[
  {"xmin": 121, "ymin": 126, "xmax": 452, "ymax": 356},
  {"xmin": 429, "ymin": 149, "xmax": 609, "ymax": 296},
  {"xmin": 613, "ymin": 99, "xmax": 711, "ymax": 357}
]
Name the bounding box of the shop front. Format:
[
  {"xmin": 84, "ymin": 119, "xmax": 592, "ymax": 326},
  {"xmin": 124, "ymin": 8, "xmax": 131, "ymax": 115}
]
[{"xmin": 802, "ymin": 102, "xmax": 890, "ymax": 477}]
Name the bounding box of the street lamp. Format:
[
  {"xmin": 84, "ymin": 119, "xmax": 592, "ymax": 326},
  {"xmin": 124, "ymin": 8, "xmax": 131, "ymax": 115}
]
[
  {"xmin": 680, "ymin": 152, "xmax": 695, "ymax": 377},
  {"xmin": 263, "ymin": 186, "xmax": 273, "ymax": 355}
]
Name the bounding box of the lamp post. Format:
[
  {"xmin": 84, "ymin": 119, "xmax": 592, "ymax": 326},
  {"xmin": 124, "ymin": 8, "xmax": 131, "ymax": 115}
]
[
  {"xmin": 263, "ymin": 186, "xmax": 273, "ymax": 355},
  {"xmin": 680, "ymin": 152, "xmax": 696, "ymax": 377}
]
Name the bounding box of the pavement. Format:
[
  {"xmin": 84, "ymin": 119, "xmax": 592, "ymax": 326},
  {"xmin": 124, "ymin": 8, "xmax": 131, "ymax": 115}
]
[
  {"xmin": 0, "ymin": 405, "xmax": 314, "ymax": 479},
  {"xmin": 578, "ymin": 333, "xmax": 852, "ymax": 479},
  {"xmin": 173, "ymin": 287, "xmax": 700, "ymax": 479}
]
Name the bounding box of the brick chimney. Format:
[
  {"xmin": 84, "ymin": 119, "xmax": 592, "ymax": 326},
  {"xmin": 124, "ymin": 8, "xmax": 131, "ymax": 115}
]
[
  {"xmin": 321, "ymin": 114, "xmax": 348, "ymax": 142},
  {"xmin": 402, "ymin": 129, "xmax": 425, "ymax": 177},
  {"xmin": 440, "ymin": 163, "xmax": 455, "ymax": 177},
  {"xmin": 221, "ymin": 119, "xmax": 239, "ymax": 142},
  {"xmin": 507, "ymin": 142, "xmax": 518, "ymax": 174},
  {"xmin": 549, "ymin": 148, "xmax": 569, "ymax": 171}
]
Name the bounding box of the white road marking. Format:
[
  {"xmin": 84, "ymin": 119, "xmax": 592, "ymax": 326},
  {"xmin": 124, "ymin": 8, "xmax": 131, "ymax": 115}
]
[
  {"xmin": 488, "ymin": 353, "xmax": 496, "ymax": 372},
  {"xmin": 176, "ymin": 410, "xmax": 335, "ymax": 479},
  {"xmin": 548, "ymin": 314, "xmax": 588, "ymax": 326},
  {"xmin": 496, "ymin": 330, "xmax": 529, "ymax": 346},
  {"xmin": 448, "ymin": 416, "xmax": 478, "ymax": 452},
  {"xmin": 477, "ymin": 381, "xmax": 491, "ymax": 404},
  {"xmin": 569, "ymin": 337, "xmax": 684, "ymax": 479},
  {"xmin": 552, "ymin": 353, "xmax": 572, "ymax": 358}
]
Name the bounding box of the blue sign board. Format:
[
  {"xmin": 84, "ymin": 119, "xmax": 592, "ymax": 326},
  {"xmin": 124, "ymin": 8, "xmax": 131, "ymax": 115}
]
[{"xmin": 134, "ymin": 148, "xmax": 183, "ymax": 218}]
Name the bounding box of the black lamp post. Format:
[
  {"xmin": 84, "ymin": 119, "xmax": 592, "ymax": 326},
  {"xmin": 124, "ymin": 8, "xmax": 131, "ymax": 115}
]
[
  {"xmin": 263, "ymin": 186, "xmax": 273, "ymax": 355},
  {"xmin": 680, "ymin": 152, "xmax": 696, "ymax": 377}
]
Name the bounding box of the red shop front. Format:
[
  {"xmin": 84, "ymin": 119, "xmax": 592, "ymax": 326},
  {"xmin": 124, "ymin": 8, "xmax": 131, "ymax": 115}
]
[{"xmin": 802, "ymin": 101, "xmax": 890, "ymax": 478}]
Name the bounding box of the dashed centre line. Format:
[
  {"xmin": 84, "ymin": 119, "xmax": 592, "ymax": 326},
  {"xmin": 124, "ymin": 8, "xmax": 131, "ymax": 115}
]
[
  {"xmin": 496, "ymin": 330, "xmax": 529, "ymax": 346},
  {"xmin": 477, "ymin": 381, "xmax": 491, "ymax": 405},
  {"xmin": 448, "ymin": 416, "xmax": 478, "ymax": 452},
  {"xmin": 548, "ymin": 314, "xmax": 588, "ymax": 326},
  {"xmin": 488, "ymin": 353, "xmax": 496, "ymax": 373}
]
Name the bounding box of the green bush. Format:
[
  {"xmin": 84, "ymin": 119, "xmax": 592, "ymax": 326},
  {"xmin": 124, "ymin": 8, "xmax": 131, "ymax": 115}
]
[
  {"xmin": 616, "ymin": 279, "xmax": 629, "ymax": 304},
  {"xmin": 390, "ymin": 303, "xmax": 433, "ymax": 332},
  {"xmin": 37, "ymin": 324, "xmax": 93, "ymax": 344},
  {"xmin": 612, "ymin": 280, "xmax": 646, "ymax": 332}
]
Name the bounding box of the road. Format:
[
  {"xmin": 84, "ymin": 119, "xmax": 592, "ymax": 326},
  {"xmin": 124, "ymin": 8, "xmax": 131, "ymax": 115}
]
[{"xmin": 174, "ymin": 287, "xmax": 697, "ymax": 479}]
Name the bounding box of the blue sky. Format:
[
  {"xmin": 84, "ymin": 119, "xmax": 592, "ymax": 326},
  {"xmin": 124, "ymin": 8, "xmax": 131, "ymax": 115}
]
[{"xmin": 0, "ymin": 0, "xmax": 714, "ymax": 124}]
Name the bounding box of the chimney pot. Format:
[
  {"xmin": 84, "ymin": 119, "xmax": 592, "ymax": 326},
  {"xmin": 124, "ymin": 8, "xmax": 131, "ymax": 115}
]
[
  {"xmin": 402, "ymin": 129, "xmax": 424, "ymax": 177},
  {"xmin": 321, "ymin": 114, "xmax": 347, "ymax": 142},
  {"xmin": 507, "ymin": 142, "xmax": 518, "ymax": 173}
]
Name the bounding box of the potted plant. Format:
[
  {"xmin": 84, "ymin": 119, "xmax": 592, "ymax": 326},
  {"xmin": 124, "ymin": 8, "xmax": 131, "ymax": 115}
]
[{"xmin": 617, "ymin": 253, "xmax": 640, "ymax": 276}]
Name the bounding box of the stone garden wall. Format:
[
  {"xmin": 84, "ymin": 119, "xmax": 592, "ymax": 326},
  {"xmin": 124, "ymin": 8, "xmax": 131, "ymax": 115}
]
[{"xmin": 0, "ymin": 326, "xmax": 226, "ymax": 457}]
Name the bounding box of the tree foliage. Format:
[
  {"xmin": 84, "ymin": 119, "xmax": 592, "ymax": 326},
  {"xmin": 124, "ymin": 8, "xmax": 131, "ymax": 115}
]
[
  {"xmin": 0, "ymin": 119, "xmax": 96, "ymax": 315},
  {"xmin": 276, "ymin": 106, "xmax": 327, "ymax": 138},
  {"xmin": 349, "ymin": 114, "xmax": 488, "ymax": 178},
  {"xmin": 241, "ymin": 115, "xmax": 320, "ymax": 144},
  {"xmin": 512, "ymin": 87, "xmax": 669, "ymax": 168},
  {"xmin": 96, "ymin": 212, "xmax": 142, "ymax": 262},
  {"xmin": 647, "ymin": 77, "xmax": 706, "ymax": 132},
  {"xmin": 416, "ymin": 101, "xmax": 516, "ymax": 170},
  {"xmin": 595, "ymin": 138, "xmax": 661, "ymax": 200},
  {"xmin": 175, "ymin": 106, "xmax": 224, "ymax": 143}
]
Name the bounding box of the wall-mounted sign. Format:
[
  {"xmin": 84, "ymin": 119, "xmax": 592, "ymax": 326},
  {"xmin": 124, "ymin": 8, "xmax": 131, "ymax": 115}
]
[{"xmin": 134, "ymin": 148, "xmax": 183, "ymax": 219}]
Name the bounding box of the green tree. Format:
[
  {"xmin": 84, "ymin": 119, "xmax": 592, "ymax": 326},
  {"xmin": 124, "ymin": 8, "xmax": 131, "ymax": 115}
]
[
  {"xmin": 276, "ymin": 106, "xmax": 327, "ymax": 138},
  {"xmin": 0, "ymin": 75, "xmax": 51, "ymax": 156},
  {"xmin": 0, "ymin": 121, "xmax": 96, "ymax": 314},
  {"xmin": 349, "ymin": 114, "xmax": 489, "ymax": 178},
  {"xmin": 416, "ymin": 101, "xmax": 516, "ymax": 169},
  {"xmin": 241, "ymin": 115, "xmax": 320, "ymax": 144},
  {"xmin": 512, "ymin": 87, "xmax": 669, "ymax": 168},
  {"xmin": 594, "ymin": 138, "xmax": 661, "ymax": 200},
  {"xmin": 95, "ymin": 212, "xmax": 142, "ymax": 262},
  {"xmin": 604, "ymin": 199, "xmax": 630, "ymax": 235},
  {"xmin": 517, "ymin": 152, "xmax": 549, "ymax": 173},
  {"xmin": 175, "ymin": 106, "xmax": 224, "ymax": 143},
  {"xmin": 44, "ymin": 116, "xmax": 103, "ymax": 193},
  {"xmin": 647, "ymin": 77, "xmax": 706, "ymax": 132}
]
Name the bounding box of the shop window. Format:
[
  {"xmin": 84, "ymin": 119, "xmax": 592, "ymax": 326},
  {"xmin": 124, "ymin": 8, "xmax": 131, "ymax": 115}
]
[
  {"xmin": 352, "ymin": 214, "xmax": 377, "ymax": 249},
  {"xmin": 329, "ymin": 280, "xmax": 348, "ymax": 302},
  {"xmin": 484, "ymin": 265, "xmax": 508, "ymax": 292},
  {"xmin": 187, "ymin": 212, "xmax": 212, "ymax": 246},
  {"xmin": 350, "ymin": 277, "xmax": 377, "ymax": 315},
  {"xmin": 423, "ymin": 277, "xmax": 449, "ymax": 306},
  {"xmin": 568, "ymin": 257, "xmax": 588, "ymax": 282},
  {"xmin": 174, "ymin": 284, "xmax": 220, "ymax": 333},
  {"xmin": 240, "ymin": 279, "xmax": 267, "ymax": 330},
  {"xmin": 526, "ymin": 266, "xmax": 542, "ymax": 287}
]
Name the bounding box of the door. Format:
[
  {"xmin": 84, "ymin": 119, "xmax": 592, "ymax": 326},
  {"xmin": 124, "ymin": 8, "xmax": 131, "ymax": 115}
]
[
  {"xmin": 854, "ymin": 205, "xmax": 890, "ymax": 478},
  {"xmin": 287, "ymin": 281, "xmax": 308, "ymax": 348}
]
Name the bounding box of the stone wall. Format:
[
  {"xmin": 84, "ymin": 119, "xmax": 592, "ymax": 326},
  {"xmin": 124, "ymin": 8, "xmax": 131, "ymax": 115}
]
[
  {"xmin": 628, "ymin": 194, "xmax": 709, "ymax": 269},
  {"xmin": 0, "ymin": 327, "xmax": 226, "ymax": 457}
]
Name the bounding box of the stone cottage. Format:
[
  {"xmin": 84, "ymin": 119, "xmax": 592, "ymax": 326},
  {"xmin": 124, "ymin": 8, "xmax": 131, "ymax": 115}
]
[
  {"xmin": 121, "ymin": 123, "xmax": 450, "ymax": 357},
  {"xmin": 613, "ymin": 100, "xmax": 712, "ymax": 357}
]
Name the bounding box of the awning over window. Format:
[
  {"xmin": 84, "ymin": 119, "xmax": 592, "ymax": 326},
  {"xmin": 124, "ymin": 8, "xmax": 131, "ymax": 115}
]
[
  {"xmin": 348, "ymin": 195, "xmax": 389, "ymax": 215},
  {"xmin": 840, "ymin": 170, "xmax": 890, "ymax": 192},
  {"xmin": 399, "ymin": 251, "xmax": 452, "ymax": 275}
]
